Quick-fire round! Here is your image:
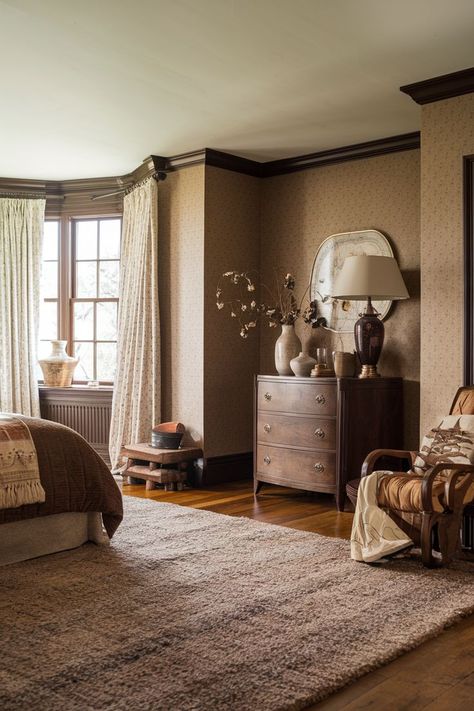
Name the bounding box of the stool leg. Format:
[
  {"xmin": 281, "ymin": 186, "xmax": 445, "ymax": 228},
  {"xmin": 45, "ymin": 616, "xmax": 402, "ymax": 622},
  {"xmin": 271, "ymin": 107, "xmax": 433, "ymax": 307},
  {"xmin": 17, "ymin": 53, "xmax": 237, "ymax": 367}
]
[{"xmin": 145, "ymin": 480, "xmax": 155, "ymax": 491}]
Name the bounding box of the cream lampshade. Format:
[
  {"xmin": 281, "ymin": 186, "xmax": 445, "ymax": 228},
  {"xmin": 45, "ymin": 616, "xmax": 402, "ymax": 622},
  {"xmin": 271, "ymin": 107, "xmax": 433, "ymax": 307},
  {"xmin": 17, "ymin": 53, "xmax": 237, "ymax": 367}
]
[{"xmin": 331, "ymin": 255, "xmax": 409, "ymax": 378}]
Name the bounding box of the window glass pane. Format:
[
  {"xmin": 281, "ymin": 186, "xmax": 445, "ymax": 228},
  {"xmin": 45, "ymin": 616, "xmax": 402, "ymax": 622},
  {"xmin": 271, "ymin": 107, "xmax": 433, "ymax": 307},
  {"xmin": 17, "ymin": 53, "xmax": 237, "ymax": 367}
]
[
  {"xmin": 99, "ymin": 219, "xmax": 121, "ymax": 259},
  {"xmin": 96, "ymin": 301, "xmax": 117, "ymax": 340},
  {"xmin": 43, "ymin": 221, "xmax": 59, "ymax": 260},
  {"xmin": 76, "ymin": 221, "xmax": 98, "ymax": 260},
  {"xmin": 74, "ymin": 342, "xmax": 94, "ymax": 381},
  {"xmin": 39, "ymin": 301, "xmax": 58, "ymax": 341},
  {"xmin": 96, "ymin": 342, "xmax": 116, "ymax": 381},
  {"xmin": 76, "ymin": 261, "xmax": 97, "ymax": 297},
  {"xmin": 99, "ymin": 260, "xmax": 119, "ymax": 297},
  {"xmin": 73, "ymin": 302, "xmax": 94, "ymax": 340},
  {"xmin": 40, "ymin": 261, "xmax": 58, "ymax": 299}
]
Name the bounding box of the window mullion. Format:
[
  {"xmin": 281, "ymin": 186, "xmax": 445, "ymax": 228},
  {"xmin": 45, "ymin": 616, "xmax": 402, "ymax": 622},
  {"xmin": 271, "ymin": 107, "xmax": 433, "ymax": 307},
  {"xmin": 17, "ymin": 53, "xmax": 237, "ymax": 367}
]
[{"xmin": 58, "ymin": 216, "xmax": 71, "ymax": 349}]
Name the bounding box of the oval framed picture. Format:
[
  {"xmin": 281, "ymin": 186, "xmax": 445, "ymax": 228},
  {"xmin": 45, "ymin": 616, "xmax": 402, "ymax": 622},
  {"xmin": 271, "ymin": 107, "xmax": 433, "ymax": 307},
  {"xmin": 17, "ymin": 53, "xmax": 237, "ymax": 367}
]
[{"xmin": 310, "ymin": 229, "xmax": 394, "ymax": 333}]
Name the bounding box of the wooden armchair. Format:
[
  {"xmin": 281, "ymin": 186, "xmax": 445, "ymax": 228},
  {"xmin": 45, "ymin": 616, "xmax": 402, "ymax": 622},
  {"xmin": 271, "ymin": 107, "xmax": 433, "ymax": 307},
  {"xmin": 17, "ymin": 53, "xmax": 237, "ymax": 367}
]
[
  {"xmin": 360, "ymin": 448, "xmax": 474, "ymax": 567},
  {"xmin": 348, "ymin": 386, "xmax": 474, "ymax": 567}
]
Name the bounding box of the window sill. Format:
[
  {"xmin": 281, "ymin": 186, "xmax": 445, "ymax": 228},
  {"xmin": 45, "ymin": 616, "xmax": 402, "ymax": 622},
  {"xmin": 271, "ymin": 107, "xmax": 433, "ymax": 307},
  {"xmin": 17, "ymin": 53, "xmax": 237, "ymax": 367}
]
[
  {"xmin": 39, "ymin": 384, "xmax": 113, "ymax": 391},
  {"xmin": 38, "ymin": 385, "xmax": 114, "ymax": 403}
]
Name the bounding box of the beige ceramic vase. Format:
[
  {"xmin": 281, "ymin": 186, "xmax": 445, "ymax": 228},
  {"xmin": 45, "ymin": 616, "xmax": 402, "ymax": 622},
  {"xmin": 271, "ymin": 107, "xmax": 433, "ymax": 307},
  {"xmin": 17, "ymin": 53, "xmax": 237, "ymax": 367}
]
[
  {"xmin": 290, "ymin": 351, "xmax": 317, "ymax": 377},
  {"xmin": 274, "ymin": 325, "xmax": 302, "ymax": 376},
  {"xmin": 39, "ymin": 340, "xmax": 79, "ymax": 387}
]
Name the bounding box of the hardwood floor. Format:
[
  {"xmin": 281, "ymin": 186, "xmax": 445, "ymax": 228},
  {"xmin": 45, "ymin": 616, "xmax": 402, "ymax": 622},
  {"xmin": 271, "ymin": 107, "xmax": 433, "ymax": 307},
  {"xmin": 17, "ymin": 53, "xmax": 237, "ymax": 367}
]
[{"xmin": 123, "ymin": 479, "xmax": 474, "ymax": 710}]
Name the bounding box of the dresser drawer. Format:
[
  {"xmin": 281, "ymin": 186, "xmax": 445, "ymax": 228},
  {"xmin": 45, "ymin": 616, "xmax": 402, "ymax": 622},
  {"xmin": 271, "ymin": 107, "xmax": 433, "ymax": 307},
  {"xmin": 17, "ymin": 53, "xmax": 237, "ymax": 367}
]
[
  {"xmin": 257, "ymin": 413, "xmax": 336, "ymax": 449},
  {"xmin": 256, "ymin": 445, "xmax": 336, "ymax": 487},
  {"xmin": 257, "ymin": 380, "xmax": 336, "ymax": 416}
]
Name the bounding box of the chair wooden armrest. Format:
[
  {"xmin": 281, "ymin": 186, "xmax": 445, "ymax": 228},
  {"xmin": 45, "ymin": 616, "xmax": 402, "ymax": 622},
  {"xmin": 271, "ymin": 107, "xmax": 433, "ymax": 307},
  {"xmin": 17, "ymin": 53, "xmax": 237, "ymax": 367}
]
[
  {"xmin": 443, "ymin": 466, "xmax": 474, "ymax": 510},
  {"xmin": 361, "ymin": 449, "xmax": 417, "ymax": 478},
  {"xmin": 421, "ymin": 463, "xmax": 474, "ymax": 512}
]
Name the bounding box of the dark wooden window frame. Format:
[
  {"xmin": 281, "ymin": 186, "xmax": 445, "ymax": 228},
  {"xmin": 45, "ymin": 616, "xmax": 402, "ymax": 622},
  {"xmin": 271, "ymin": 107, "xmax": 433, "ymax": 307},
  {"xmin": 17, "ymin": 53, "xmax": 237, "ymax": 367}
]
[
  {"xmin": 464, "ymin": 155, "xmax": 474, "ymax": 385},
  {"xmin": 39, "ymin": 213, "xmax": 121, "ymax": 385},
  {"xmin": 70, "ymin": 217, "xmax": 120, "ymax": 384}
]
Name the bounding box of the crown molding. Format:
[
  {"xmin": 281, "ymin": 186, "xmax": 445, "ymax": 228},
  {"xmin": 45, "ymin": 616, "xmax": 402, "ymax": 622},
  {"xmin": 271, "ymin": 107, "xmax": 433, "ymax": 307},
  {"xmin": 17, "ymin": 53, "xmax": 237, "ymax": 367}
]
[
  {"xmin": 158, "ymin": 148, "xmax": 262, "ymax": 176},
  {"xmin": 158, "ymin": 134, "xmax": 420, "ymax": 179},
  {"xmin": 400, "ymin": 67, "xmax": 474, "ymax": 105},
  {"xmin": 260, "ymin": 132, "xmax": 420, "ymax": 177},
  {"xmin": 0, "ymin": 133, "xmax": 421, "ymax": 197},
  {"xmin": 204, "ymin": 148, "xmax": 263, "ymax": 177},
  {"xmin": 165, "ymin": 149, "xmax": 207, "ymax": 171}
]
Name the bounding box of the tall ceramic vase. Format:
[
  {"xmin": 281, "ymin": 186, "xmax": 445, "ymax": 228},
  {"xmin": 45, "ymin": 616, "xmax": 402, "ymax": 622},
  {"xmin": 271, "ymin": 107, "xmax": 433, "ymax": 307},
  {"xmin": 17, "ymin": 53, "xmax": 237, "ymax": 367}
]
[
  {"xmin": 38, "ymin": 340, "xmax": 79, "ymax": 387},
  {"xmin": 274, "ymin": 325, "xmax": 301, "ymax": 376}
]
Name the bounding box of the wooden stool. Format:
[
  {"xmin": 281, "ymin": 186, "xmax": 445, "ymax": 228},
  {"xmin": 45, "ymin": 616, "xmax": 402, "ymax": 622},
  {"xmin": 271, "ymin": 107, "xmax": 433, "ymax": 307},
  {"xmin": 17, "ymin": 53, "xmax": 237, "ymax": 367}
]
[{"xmin": 121, "ymin": 443, "xmax": 203, "ymax": 491}]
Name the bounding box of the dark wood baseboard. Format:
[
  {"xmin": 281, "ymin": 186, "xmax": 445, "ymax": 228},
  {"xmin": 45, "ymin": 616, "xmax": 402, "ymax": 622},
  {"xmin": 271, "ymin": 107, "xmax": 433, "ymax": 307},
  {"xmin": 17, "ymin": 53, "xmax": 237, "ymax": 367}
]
[{"xmin": 198, "ymin": 452, "xmax": 253, "ymax": 485}]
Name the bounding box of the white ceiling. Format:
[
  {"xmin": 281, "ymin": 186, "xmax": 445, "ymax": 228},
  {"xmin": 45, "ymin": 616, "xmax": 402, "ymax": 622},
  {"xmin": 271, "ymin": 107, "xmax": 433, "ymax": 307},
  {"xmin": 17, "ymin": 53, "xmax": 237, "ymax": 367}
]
[{"xmin": 1, "ymin": 0, "xmax": 474, "ymax": 179}]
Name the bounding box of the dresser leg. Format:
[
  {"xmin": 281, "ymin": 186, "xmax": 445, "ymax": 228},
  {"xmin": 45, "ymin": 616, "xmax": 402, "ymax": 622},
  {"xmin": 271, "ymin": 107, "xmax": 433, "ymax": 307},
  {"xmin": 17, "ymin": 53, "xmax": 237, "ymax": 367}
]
[{"xmin": 254, "ymin": 480, "xmax": 264, "ymax": 495}]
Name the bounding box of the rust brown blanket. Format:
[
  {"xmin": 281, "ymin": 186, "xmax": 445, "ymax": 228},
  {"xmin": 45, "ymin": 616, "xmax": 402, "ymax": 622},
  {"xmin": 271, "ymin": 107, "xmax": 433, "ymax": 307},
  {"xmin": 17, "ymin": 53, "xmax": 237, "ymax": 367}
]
[{"xmin": 0, "ymin": 417, "xmax": 123, "ymax": 538}]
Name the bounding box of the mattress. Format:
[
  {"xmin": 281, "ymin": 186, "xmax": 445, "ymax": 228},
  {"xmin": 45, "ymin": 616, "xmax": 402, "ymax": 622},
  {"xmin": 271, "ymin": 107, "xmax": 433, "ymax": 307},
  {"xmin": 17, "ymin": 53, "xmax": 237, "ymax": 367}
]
[{"xmin": 0, "ymin": 512, "xmax": 109, "ymax": 566}]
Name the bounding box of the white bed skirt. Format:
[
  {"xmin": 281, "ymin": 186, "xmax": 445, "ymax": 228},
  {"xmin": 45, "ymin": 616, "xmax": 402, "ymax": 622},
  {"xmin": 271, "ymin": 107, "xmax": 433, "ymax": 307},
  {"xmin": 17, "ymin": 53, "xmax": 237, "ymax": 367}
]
[{"xmin": 0, "ymin": 512, "xmax": 109, "ymax": 566}]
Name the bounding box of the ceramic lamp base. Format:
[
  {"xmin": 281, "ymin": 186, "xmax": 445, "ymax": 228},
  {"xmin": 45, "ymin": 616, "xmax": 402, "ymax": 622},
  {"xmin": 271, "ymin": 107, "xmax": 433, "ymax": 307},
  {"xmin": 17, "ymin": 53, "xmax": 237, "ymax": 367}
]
[
  {"xmin": 354, "ymin": 298, "xmax": 385, "ymax": 378},
  {"xmin": 359, "ymin": 364, "xmax": 381, "ymax": 379}
]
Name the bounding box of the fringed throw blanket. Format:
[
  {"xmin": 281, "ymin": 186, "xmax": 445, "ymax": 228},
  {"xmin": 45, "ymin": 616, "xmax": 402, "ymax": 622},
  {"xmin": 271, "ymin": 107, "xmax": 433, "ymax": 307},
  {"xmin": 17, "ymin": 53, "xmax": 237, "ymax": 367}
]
[
  {"xmin": 350, "ymin": 471, "xmax": 413, "ymax": 563},
  {"xmin": 0, "ymin": 415, "xmax": 45, "ymax": 509}
]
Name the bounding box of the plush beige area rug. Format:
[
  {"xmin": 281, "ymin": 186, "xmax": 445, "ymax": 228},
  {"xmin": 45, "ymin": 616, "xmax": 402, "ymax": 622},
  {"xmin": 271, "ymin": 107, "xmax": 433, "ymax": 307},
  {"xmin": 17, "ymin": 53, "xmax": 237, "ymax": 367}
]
[{"xmin": 1, "ymin": 497, "xmax": 474, "ymax": 711}]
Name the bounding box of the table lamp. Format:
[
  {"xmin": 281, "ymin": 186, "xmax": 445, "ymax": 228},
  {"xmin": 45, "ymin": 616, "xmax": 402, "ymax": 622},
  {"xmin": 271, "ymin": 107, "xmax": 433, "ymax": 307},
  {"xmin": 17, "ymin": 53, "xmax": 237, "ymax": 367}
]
[{"xmin": 331, "ymin": 255, "xmax": 409, "ymax": 378}]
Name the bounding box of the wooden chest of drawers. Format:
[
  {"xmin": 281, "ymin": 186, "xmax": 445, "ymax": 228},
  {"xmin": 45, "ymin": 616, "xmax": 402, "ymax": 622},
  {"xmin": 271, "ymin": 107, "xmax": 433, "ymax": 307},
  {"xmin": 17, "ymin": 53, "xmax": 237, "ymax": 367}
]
[{"xmin": 254, "ymin": 375, "xmax": 403, "ymax": 510}]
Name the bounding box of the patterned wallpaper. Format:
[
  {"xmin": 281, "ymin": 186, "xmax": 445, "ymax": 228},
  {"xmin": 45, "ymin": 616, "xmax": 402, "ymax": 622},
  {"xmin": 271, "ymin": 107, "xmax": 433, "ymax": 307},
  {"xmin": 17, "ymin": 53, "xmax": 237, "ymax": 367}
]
[
  {"xmin": 158, "ymin": 165, "xmax": 205, "ymax": 448},
  {"xmin": 157, "ymin": 151, "xmax": 422, "ymax": 455},
  {"xmin": 204, "ymin": 167, "xmax": 261, "ymax": 457},
  {"xmin": 260, "ymin": 151, "xmax": 421, "ymax": 448},
  {"xmin": 158, "ymin": 165, "xmax": 261, "ymax": 458},
  {"xmin": 420, "ymin": 94, "xmax": 474, "ymax": 435}
]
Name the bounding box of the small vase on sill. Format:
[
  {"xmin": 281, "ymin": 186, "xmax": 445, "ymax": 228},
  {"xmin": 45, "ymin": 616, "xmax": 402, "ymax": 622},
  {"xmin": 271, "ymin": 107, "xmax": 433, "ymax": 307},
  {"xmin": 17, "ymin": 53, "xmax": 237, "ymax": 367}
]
[
  {"xmin": 274, "ymin": 324, "xmax": 301, "ymax": 376},
  {"xmin": 38, "ymin": 340, "xmax": 79, "ymax": 387}
]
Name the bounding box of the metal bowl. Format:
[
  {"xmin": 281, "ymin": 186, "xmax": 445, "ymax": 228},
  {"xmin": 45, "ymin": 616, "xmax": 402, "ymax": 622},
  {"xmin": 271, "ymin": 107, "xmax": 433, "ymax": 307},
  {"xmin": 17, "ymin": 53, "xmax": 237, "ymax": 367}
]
[{"xmin": 151, "ymin": 431, "xmax": 183, "ymax": 450}]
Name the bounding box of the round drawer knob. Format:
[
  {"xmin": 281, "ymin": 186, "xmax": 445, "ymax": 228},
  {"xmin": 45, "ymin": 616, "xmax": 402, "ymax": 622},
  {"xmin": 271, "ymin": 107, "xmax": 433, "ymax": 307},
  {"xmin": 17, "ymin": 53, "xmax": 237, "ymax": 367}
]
[
  {"xmin": 263, "ymin": 455, "xmax": 271, "ymax": 465},
  {"xmin": 314, "ymin": 462, "xmax": 325, "ymax": 473},
  {"xmin": 264, "ymin": 392, "xmax": 272, "ymax": 401},
  {"xmin": 263, "ymin": 424, "xmax": 271, "ymax": 433},
  {"xmin": 315, "ymin": 394, "xmax": 326, "ymax": 405},
  {"xmin": 314, "ymin": 428, "xmax": 325, "ymax": 439}
]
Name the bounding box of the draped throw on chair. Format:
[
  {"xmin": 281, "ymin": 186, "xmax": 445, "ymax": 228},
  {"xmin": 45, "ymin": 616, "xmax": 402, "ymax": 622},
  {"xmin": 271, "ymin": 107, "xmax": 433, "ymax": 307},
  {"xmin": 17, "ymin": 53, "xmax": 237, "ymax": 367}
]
[
  {"xmin": 109, "ymin": 179, "xmax": 160, "ymax": 470},
  {"xmin": 0, "ymin": 197, "xmax": 45, "ymax": 417}
]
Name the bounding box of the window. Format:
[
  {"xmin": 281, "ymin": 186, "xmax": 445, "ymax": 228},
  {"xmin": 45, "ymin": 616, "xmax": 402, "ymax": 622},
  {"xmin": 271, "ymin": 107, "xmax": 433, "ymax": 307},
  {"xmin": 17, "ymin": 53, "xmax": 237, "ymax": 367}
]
[{"xmin": 39, "ymin": 217, "xmax": 121, "ymax": 384}]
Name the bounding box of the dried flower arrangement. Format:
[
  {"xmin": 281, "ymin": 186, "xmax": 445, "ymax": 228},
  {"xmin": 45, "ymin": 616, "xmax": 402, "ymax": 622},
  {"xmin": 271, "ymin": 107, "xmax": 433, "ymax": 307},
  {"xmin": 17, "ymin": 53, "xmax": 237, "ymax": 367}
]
[{"xmin": 216, "ymin": 269, "xmax": 326, "ymax": 338}]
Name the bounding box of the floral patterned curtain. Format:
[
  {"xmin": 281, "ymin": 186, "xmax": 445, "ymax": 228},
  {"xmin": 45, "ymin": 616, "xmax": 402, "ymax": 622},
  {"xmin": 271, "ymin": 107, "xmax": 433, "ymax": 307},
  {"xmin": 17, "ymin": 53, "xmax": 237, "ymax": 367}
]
[
  {"xmin": 109, "ymin": 179, "xmax": 160, "ymax": 470},
  {"xmin": 0, "ymin": 197, "xmax": 45, "ymax": 416}
]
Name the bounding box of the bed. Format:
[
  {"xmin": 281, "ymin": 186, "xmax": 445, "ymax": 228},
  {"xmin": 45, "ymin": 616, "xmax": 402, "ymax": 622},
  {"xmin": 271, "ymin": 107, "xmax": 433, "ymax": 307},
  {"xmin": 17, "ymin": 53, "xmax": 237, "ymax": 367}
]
[{"xmin": 0, "ymin": 415, "xmax": 123, "ymax": 565}]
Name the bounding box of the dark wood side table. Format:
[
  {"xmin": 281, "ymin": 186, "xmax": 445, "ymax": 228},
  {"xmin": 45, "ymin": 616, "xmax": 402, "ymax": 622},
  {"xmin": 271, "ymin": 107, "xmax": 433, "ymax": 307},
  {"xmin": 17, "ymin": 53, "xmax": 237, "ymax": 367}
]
[
  {"xmin": 121, "ymin": 443, "xmax": 203, "ymax": 491},
  {"xmin": 254, "ymin": 375, "xmax": 403, "ymax": 510}
]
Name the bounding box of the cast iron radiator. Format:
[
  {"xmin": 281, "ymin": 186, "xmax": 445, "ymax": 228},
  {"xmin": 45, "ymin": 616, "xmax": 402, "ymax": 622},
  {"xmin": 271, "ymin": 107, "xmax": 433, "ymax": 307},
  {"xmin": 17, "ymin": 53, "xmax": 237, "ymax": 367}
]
[{"xmin": 39, "ymin": 387, "xmax": 113, "ymax": 467}]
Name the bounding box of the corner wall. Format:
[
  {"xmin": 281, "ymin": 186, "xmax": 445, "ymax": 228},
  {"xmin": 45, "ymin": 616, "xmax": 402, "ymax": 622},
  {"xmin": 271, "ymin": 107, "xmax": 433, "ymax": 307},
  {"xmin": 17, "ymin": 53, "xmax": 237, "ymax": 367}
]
[
  {"xmin": 203, "ymin": 167, "xmax": 261, "ymax": 457},
  {"xmin": 260, "ymin": 151, "xmax": 421, "ymax": 448},
  {"xmin": 158, "ymin": 149, "xmax": 422, "ymax": 458},
  {"xmin": 420, "ymin": 94, "xmax": 474, "ymax": 434},
  {"xmin": 159, "ymin": 165, "xmax": 205, "ymax": 447}
]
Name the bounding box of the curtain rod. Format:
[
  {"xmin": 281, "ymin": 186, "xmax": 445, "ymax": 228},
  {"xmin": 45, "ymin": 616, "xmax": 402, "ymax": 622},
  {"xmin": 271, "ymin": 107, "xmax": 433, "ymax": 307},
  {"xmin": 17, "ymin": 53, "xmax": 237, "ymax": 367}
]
[
  {"xmin": 0, "ymin": 192, "xmax": 63, "ymax": 199},
  {"xmin": 91, "ymin": 171, "xmax": 167, "ymax": 202}
]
